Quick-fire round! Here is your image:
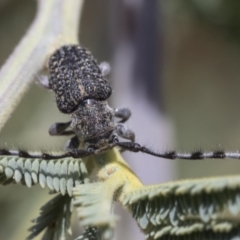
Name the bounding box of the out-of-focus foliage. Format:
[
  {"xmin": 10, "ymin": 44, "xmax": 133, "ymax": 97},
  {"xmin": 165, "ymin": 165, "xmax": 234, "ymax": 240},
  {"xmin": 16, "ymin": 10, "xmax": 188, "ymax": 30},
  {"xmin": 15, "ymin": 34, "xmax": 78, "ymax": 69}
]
[
  {"xmin": 75, "ymin": 227, "xmax": 100, "ymax": 240},
  {"xmin": 27, "ymin": 194, "xmax": 72, "ymax": 240},
  {"xmin": 179, "ymin": 0, "xmax": 240, "ymax": 41}
]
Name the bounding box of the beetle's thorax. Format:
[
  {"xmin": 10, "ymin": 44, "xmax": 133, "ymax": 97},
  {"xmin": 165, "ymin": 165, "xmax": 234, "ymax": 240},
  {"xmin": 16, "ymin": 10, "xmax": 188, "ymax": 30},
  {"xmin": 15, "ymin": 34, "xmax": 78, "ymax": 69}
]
[{"xmin": 70, "ymin": 99, "xmax": 115, "ymax": 141}]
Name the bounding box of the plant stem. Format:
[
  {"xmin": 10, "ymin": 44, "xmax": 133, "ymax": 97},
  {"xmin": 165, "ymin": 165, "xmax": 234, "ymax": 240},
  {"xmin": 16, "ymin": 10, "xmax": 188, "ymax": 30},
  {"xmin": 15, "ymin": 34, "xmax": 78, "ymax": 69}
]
[{"xmin": 0, "ymin": 0, "xmax": 84, "ymax": 131}]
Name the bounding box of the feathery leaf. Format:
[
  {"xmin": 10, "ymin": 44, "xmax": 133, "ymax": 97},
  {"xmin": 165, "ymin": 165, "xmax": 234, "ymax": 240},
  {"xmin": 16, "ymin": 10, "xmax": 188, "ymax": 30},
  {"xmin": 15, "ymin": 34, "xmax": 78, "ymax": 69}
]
[
  {"xmin": 73, "ymin": 182, "xmax": 117, "ymax": 240},
  {"xmin": 27, "ymin": 194, "xmax": 72, "ymax": 240},
  {"xmin": 121, "ymin": 176, "xmax": 240, "ymax": 239},
  {"xmin": 0, "ymin": 155, "xmax": 87, "ymax": 195}
]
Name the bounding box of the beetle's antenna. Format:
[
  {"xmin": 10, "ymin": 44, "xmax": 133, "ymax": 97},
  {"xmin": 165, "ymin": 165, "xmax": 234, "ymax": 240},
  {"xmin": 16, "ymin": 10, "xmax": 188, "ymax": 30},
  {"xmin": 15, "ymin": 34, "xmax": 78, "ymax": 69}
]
[
  {"xmin": 0, "ymin": 147, "xmax": 108, "ymax": 160},
  {"xmin": 1, "ymin": 143, "xmax": 240, "ymax": 161},
  {"xmin": 116, "ymin": 141, "xmax": 240, "ymax": 160},
  {"xmin": 0, "ymin": 149, "xmax": 71, "ymax": 160}
]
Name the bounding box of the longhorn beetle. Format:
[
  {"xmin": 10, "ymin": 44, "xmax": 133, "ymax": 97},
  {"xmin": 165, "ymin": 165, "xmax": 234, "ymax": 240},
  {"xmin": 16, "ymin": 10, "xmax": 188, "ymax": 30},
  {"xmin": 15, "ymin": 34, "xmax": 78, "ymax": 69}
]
[{"xmin": 1, "ymin": 44, "xmax": 240, "ymax": 161}]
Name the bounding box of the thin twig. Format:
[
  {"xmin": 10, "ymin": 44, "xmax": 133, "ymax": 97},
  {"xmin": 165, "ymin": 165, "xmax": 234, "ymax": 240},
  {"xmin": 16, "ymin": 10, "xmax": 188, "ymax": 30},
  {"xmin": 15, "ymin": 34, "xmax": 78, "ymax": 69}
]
[{"xmin": 0, "ymin": 0, "xmax": 84, "ymax": 131}]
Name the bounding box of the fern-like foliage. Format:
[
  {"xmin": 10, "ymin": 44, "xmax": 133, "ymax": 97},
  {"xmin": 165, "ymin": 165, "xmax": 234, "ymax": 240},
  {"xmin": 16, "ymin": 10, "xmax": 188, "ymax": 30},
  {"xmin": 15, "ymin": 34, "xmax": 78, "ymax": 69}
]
[
  {"xmin": 0, "ymin": 154, "xmax": 94, "ymax": 239},
  {"xmin": 27, "ymin": 194, "xmax": 72, "ymax": 240},
  {"xmin": 1, "ymin": 152, "xmax": 240, "ymax": 240},
  {"xmin": 122, "ymin": 176, "xmax": 240, "ymax": 240},
  {"xmin": 0, "ymin": 155, "xmax": 88, "ymax": 195},
  {"xmin": 73, "ymin": 182, "xmax": 117, "ymax": 240}
]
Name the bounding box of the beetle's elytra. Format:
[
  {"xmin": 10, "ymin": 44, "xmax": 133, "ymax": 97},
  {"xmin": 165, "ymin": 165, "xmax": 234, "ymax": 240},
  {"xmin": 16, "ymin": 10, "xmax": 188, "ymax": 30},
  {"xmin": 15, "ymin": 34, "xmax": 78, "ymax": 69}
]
[{"xmin": 48, "ymin": 45, "xmax": 112, "ymax": 113}]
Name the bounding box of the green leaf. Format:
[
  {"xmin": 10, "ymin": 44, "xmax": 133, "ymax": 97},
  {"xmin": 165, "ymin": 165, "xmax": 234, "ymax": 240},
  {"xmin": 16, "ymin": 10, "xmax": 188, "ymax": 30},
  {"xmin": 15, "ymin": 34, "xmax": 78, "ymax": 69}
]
[
  {"xmin": 122, "ymin": 176, "xmax": 240, "ymax": 239},
  {"xmin": 27, "ymin": 194, "xmax": 72, "ymax": 240},
  {"xmin": 0, "ymin": 155, "xmax": 87, "ymax": 195},
  {"xmin": 73, "ymin": 182, "xmax": 117, "ymax": 240}
]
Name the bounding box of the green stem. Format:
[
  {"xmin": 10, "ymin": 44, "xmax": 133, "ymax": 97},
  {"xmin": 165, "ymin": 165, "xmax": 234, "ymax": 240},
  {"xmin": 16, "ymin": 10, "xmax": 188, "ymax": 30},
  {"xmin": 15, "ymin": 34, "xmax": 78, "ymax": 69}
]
[{"xmin": 0, "ymin": 0, "xmax": 84, "ymax": 131}]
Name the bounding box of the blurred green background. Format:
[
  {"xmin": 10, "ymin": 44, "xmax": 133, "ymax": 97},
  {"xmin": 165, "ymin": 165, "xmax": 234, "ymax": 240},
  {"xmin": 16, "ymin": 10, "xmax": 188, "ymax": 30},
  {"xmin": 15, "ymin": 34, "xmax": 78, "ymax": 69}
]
[{"xmin": 1, "ymin": 0, "xmax": 240, "ymax": 239}]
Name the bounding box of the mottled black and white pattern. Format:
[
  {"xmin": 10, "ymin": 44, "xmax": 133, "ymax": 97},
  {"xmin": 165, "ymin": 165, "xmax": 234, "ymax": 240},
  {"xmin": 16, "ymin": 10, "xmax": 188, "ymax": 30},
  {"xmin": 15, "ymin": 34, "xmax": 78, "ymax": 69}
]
[
  {"xmin": 38, "ymin": 45, "xmax": 135, "ymax": 154},
  {"xmin": 71, "ymin": 99, "xmax": 115, "ymax": 141},
  {"xmin": 49, "ymin": 45, "xmax": 112, "ymax": 113}
]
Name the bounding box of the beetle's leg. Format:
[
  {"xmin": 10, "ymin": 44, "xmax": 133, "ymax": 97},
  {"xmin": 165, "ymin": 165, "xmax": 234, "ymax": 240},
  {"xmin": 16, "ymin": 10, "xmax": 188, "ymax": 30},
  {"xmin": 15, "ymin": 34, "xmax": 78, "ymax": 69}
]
[
  {"xmin": 68, "ymin": 145, "xmax": 112, "ymax": 159},
  {"xmin": 109, "ymin": 134, "xmax": 119, "ymax": 144},
  {"xmin": 114, "ymin": 108, "xmax": 131, "ymax": 123},
  {"xmin": 65, "ymin": 136, "xmax": 80, "ymax": 150},
  {"xmin": 49, "ymin": 121, "xmax": 74, "ymax": 136},
  {"xmin": 115, "ymin": 123, "xmax": 135, "ymax": 142},
  {"xmin": 37, "ymin": 75, "xmax": 51, "ymax": 89},
  {"xmin": 99, "ymin": 62, "xmax": 111, "ymax": 76}
]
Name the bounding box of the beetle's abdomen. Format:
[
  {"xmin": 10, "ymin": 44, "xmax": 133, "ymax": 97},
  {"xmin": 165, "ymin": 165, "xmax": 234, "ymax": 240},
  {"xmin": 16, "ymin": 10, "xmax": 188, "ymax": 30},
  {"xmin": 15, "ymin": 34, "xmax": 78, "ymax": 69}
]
[{"xmin": 48, "ymin": 45, "xmax": 112, "ymax": 113}]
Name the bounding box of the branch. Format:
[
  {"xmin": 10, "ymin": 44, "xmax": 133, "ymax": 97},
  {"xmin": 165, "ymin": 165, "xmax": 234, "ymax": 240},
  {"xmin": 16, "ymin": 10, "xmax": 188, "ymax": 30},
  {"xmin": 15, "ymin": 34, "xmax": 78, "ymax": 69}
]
[{"xmin": 0, "ymin": 0, "xmax": 84, "ymax": 131}]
